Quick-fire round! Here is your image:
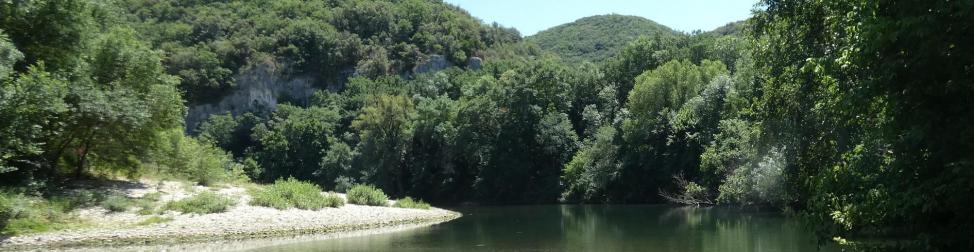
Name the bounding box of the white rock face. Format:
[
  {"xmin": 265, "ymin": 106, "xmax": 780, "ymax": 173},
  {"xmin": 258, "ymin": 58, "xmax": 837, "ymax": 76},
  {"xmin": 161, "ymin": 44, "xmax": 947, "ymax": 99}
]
[
  {"xmin": 412, "ymin": 54, "xmax": 453, "ymax": 74},
  {"xmin": 467, "ymin": 57, "xmax": 483, "ymax": 71},
  {"xmin": 184, "ymin": 62, "xmax": 321, "ymax": 131}
]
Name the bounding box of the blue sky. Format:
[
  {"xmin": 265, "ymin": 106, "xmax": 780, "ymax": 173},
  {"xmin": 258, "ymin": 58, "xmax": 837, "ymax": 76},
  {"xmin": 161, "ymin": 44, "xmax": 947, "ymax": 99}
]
[{"xmin": 443, "ymin": 0, "xmax": 759, "ymax": 36}]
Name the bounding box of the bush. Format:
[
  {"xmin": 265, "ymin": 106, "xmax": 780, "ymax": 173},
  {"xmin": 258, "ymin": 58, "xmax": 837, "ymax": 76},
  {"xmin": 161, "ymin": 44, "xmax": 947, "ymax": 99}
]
[
  {"xmin": 321, "ymin": 193, "xmax": 345, "ymax": 208},
  {"xmin": 101, "ymin": 195, "xmax": 133, "ymax": 212},
  {"xmin": 393, "ymin": 197, "xmax": 430, "ymax": 209},
  {"xmin": 0, "ymin": 193, "xmax": 84, "ymax": 235},
  {"xmin": 346, "ymin": 184, "xmax": 388, "ymax": 206},
  {"xmin": 0, "ymin": 194, "xmax": 11, "ymax": 230},
  {"xmin": 165, "ymin": 191, "xmax": 237, "ymax": 214},
  {"xmin": 718, "ymin": 148, "xmax": 790, "ymax": 206},
  {"xmin": 150, "ymin": 130, "xmax": 249, "ymax": 186},
  {"xmin": 250, "ymin": 178, "xmax": 342, "ymax": 210}
]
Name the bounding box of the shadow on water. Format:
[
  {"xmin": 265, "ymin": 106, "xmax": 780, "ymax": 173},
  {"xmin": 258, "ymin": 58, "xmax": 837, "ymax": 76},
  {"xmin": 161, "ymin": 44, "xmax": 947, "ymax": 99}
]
[{"xmin": 249, "ymin": 205, "xmax": 840, "ymax": 252}]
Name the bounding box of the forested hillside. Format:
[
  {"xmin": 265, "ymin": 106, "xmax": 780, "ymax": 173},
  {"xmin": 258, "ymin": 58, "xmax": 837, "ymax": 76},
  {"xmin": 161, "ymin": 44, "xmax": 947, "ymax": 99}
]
[
  {"xmin": 2, "ymin": 0, "xmax": 972, "ymax": 250},
  {"xmin": 527, "ymin": 14, "xmax": 681, "ymax": 64}
]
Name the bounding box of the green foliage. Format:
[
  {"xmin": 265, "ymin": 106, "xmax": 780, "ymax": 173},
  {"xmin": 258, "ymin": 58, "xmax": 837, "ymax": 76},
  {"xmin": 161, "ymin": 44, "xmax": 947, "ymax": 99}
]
[
  {"xmin": 346, "ymin": 184, "xmax": 388, "ymax": 206},
  {"xmin": 352, "ymin": 94, "xmax": 416, "ymax": 197},
  {"xmin": 699, "ymin": 119, "xmax": 760, "ymax": 188},
  {"xmin": 717, "ymin": 148, "xmax": 788, "ymax": 206},
  {"xmin": 602, "ymin": 34, "xmax": 684, "ymax": 103},
  {"xmin": 562, "ymin": 126, "xmax": 621, "ymax": 202},
  {"xmin": 250, "ymin": 105, "xmax": 341, "ymax": 183},
  {"xmin": 746, "ymin": 0, "xmax": 974, "ymax": 249},
  {"xmin": 1, "ymin": 1, "xmax": 185, "ymax": 183},
  {"xmin": 0, "ymin": 194, "xmax": 11, "ymax": 230},
  {"xmin": 120, "ymin": 0, "xmax": 515, "ymax": 103},
  {"xmin": 150, "ymin": 130, "xmax": 248, "ymax": 186},
  {"xmin": 0, "ymin": 29, "xmax": 22, "ymax": 81},
  {"xmin": 165, "ymin": 191, "xmax": 237, "ymax": 214},
  {"xmin": 101, "ymin": 195, "xmax": 133, "ymax": 212},
  {"xmin": 528, "ymin": 14, "xmax": 681, "ymax": 64},
  {"xmin": 392, "ymin": 197, "xmax": 430, "ymax": 210},
  {"xmin": 249, "ymin": 178, "xmax": 342, "ymax": 210},
  {"xmin": 0, "ymin": 192, "xmax": 86, "ymax": 235}
]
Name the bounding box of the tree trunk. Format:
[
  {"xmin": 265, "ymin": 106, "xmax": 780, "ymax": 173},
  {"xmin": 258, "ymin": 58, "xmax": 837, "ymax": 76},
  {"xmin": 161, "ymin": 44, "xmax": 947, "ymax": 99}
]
[{"xmin": 75, "ymin": 146, "xmax": 87, "ymax": 179}]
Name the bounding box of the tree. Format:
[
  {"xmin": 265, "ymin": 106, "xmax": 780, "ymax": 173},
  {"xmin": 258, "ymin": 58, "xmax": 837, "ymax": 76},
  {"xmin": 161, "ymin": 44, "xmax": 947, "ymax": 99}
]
[
  {"xmin": 352, "ymin": 94, "xmax": 416, "ymax": 197},
  {"xmin": 405, "ymin": 96, "xmax": 459, "ymax": 200},
  {"xmin": 0, "ymin": 29, "xmax": 21, "ymax": 80},
  {"xmin": 602, "ymin": 34, "xmax": 683, "ymax": 103},
  {"xmin": 562, "ymin": 125, "xmax": 621, "ymax": 202},
  {"xmin": 618, "ymin": 59, "xmax": 727, "ymax": 202},
  {"xmin": 250, "ymin": 105, "xmax": 341, "ymax": 182},
  {"xmin": 59, "ymin": 27, "xmax": 184, "ymax": 177},
  {"xmin": 752, "ymin": 0, "xmax": 974, "ymax": 249}
]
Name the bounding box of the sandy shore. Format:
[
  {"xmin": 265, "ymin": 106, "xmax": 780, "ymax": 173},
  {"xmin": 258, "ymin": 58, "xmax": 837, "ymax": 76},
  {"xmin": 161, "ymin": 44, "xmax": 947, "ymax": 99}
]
[{"xmin": 0, "ymin": 180, "xmax": 460, "ymax": 251}]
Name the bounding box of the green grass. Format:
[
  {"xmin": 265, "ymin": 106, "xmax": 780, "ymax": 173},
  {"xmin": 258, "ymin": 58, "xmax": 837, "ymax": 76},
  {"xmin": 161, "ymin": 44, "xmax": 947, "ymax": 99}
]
[
  {"xmin": 346, "ymin": 184, "xmax": 389, "ymax": 206},
  {"xmin": 136, "ymin": 192, "xmax": 162, "ymax": 215},
  {"xmin": 136, "ymin": 216, "xmax": 172, "ymax": 226},
  {"xmin": 164, "ymin": 191, "xmax": 236, "ymax": 214},
  {"xmin": 393, "ymin": 197, "xmax": 431, "ymax": 210},
  {"xmin": 249, "ymin": 178, "xmax": 343, "ymax": 210},
  {"xmin": 0, "ymin": 192, "xmax": 89, "ymax": 235}
]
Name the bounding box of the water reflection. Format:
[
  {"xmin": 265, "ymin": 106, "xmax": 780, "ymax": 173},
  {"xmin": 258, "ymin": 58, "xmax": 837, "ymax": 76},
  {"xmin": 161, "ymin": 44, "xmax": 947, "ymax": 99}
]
[{"xmin": 251, "ymin": 205, "xmax": 837, "ymax": 252}]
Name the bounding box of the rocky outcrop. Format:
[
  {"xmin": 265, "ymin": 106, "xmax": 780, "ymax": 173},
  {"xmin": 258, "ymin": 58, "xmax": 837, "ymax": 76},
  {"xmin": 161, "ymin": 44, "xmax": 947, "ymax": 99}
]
[
  {"xmin": 412, "ymin": 54, "xmax": 453, "ymax": 74},
  {"xmin": 467, "ymin": 57, "xmax": 483, "ymax": 71},
  {"xmin": 185, "ymin": 62, "xmax": 318, "ymax": 131},
  {"xmin": 186, "ymin": 54, "xmax": 484, "ymax": 132}
]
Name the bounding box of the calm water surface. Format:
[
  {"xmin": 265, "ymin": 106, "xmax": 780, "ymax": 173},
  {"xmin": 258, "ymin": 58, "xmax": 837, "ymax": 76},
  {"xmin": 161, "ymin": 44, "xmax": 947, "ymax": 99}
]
[{"xmin": 248, "ymin": 205, "xmax": 839, "ymax": 252}]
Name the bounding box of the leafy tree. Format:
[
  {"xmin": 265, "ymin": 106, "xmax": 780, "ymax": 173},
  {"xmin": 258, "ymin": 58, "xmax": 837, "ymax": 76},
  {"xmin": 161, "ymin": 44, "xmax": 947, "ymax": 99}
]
[
  {"xmin": 250, "ymin": 105, "xmax": 340, "ymax": 182},
  {"xmin": 0, "ymin": 29, "xmax": 21, "ymax": 80},
  {"xmin": 698, "ymin": 119, "xmax": 760, "ymax": 189},
  {"xmin": 405, "ymin": 96, "xmax": 459, "ymax": 200},
  {"xmin": 351, "ymin": 94, "xmax": 416, "ymax": 197},
  {"xmin": 618, "ymin": 59, "xmax": 727, "ymax": 202},
  {"xmin": 0, "ymin": 66, "xmax": 68, "ymax": 179},
  {"xmin": 602, "ymin": 34, "xmax": 683, "ymax": 103},
  {"xmin": 562, "ymin": 125, "xmax": 621, "ymax": 202},
  {"xmin": 751, "ymin": 0, "xmax": 974, "ymax": 249}
]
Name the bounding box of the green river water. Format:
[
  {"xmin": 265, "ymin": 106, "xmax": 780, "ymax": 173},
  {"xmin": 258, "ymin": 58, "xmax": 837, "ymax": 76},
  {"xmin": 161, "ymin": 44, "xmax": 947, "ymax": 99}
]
[{"xmin": 247, "ymin": 205, "xmax": 840, "ymax": 252}]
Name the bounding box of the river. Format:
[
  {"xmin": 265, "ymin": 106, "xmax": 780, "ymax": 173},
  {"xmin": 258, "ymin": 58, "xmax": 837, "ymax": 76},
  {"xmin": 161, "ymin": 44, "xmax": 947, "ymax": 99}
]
[{"xmin": 248, "ymin": 205, "xmax": 839, "ymax": 252}]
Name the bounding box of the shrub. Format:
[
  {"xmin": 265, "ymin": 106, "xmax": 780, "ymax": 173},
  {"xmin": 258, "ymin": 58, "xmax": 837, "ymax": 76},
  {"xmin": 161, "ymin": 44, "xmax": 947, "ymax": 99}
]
[
  {"xmin": 150, "ymin": 130, "xmax": 249, "ymax": 186},
  {"xmin": 393, "ymin": 197, "xmax": 430, "ymax": 210},
  {"xmin": 52, "ymin": 190, "xmax": 105, "ymax": 210},
  {"xmin": 0, "ymin": 193, "xmax": 85, "ymax": 235},
  {"xmin": 0, "ymin": 194, "xmax": 11, "ymax": 230},
  {"xmin": 250, "ymin": 178, "xmax": 341, "ymax": 210},
  {"xmin": 101, "ymin": 195, "xmax": 133, "ymax": 212},
  {"xmin": 165, "ymin": 191, "xmax": 236, "ymax": 214},
  {"xmin": 322, "ymin": 193, "xmax": 345, "ymax": 208},
  {"xmin": 717, "ymin": 148, "xmax": 790, "ymax": 206},
  {"xmin": 346, "ymin": 184, "xmax": 388, "ymax": 206}
]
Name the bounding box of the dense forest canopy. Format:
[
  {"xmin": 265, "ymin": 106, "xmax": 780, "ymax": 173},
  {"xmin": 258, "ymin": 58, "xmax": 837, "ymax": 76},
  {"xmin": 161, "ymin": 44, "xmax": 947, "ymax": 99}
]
[
  {"xmin": 1, "ymin": 0, "xmax": 972, "ymax": 250},
  {"xmin": 527, "ymin": 14, "xmax": 681, "ymax": 64}
]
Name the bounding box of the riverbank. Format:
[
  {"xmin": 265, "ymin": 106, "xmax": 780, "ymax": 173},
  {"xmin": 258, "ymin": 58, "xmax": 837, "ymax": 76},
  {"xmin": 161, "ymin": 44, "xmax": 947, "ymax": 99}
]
[{"xmin": 0, "ymin": 180, "xmax": 460, "ymax": 251}]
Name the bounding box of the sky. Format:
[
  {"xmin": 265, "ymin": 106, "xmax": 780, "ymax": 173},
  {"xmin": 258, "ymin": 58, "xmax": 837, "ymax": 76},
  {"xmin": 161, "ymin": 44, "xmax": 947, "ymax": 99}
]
[{"xmin": 443, "ymin": 0, "xmax": 759, "ymax": 36}]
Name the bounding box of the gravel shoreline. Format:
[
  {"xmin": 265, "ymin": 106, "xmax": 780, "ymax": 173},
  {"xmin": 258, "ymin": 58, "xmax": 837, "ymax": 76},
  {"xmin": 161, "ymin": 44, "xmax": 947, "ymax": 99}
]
[{"xmin": 0, "ymin": 181, "xmax": 461, "ymax": 251}]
